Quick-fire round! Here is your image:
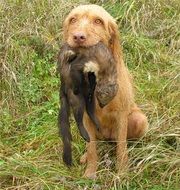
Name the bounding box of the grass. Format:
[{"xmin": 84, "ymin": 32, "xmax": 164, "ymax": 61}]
[{"xmin": 0, "ymin": 0, "xmax": 180, "ymax": 189}]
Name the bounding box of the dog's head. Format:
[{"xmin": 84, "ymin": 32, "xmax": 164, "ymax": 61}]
[{"xmin": 63, "ymin": 4, "xmax": 120, "ymax": 58}]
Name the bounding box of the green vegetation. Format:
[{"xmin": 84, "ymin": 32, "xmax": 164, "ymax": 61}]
[{"xmin": 1, "ymin": 0, "xmax": 179, "ymax": 189}]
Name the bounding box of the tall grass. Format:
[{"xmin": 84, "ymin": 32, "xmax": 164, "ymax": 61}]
[{"xmin": 1, "ymin": 0, "xmax": 179, "ymax": 189}]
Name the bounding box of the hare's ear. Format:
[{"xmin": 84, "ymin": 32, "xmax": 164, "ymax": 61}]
[{"xmin": 108, "ymin": 21, "xmax": 123, "ymax": 62}]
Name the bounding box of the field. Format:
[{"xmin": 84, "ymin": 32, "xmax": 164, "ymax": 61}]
[{"xmin": 1, "ymin": 0, "xmax": 180, "ymax": 189}]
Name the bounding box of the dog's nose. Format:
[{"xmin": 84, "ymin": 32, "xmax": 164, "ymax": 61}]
[{"xmin": 73, "ymin": 33, "xmax": 86, "ymax": 43}]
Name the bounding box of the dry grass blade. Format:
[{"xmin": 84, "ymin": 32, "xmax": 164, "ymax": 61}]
[{"xmin": 1, "ymin": 0, "xmax": 180, "ymax": 189}]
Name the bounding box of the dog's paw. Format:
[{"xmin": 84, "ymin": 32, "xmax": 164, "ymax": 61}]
[
  {"xmin": 83, "ymin": 168, "xmax": 97, "ymax": 179},
  {"xmin": 80, "ymin": 152, "xmax": 87, "ymax": 164}
]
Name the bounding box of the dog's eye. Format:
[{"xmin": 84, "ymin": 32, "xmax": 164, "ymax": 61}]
[
  {"xmin": 70, "ymin": 17, "xmax": 77, "ymax": 24},
  {"xmin": 94, "ymin": 18, "xmax": 103, "ymax": 25}
]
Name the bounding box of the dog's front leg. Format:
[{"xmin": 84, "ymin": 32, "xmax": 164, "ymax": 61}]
[
  {"xmin": 116, "ymin": 111, "xmax": 129, "ymax": 174},
  {"xmin": 83, "ymin": 115, "xmax": 98, "ymax": 179}
]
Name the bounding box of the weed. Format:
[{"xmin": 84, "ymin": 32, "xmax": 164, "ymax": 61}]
[{"xmin": 1, "ymin": 0, "xmax": 179, "ymax": 189}]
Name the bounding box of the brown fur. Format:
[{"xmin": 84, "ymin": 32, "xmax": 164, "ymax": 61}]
[{"xmin": 62, "ymin": 4, "xmax": 148, "ymax": 178}]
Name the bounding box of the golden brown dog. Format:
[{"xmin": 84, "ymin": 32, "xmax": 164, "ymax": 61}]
[{"xmin": 62, "ymin": 4, "xmax": 148, "ymax": 178}]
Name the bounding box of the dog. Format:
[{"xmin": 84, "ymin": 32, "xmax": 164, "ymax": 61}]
[
  {"xmin": 58, "ymin": 42, "xmax": 118, "ymax": 165},
  {"xmin": 62, "ymin": 4, "xmax": 148, "ymax": 178}
]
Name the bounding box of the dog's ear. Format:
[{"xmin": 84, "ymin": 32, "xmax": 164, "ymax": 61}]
[
  {"xmin": 62, "ymin": 16, "xmax": 70, "ymax": 42},
  {"xmin": 108, "ymin": 21, "xmax": 123, "ymax": 63}
]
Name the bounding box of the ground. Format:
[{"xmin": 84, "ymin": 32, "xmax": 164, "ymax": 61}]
[{"xmin": 0, "ymin": 0, "xmax": 180, "ymax": 189}]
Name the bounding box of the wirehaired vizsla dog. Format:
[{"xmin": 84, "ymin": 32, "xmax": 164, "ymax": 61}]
[{"xmin": 60, "ymin": 4, "xmax": 148, "ymax": 178}]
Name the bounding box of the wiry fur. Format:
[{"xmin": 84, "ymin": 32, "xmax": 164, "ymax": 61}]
[{"xmin": 62, "ymin": 4, "xmax": 148, "ymax": 178}]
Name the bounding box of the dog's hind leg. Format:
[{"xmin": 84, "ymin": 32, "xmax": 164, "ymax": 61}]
[{"xmin": 127, "ymin": 105, "xmax": 148, "ymax": 139}]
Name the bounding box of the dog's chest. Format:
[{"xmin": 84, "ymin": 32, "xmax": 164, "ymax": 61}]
[{"xmin": 96, "ymin": 110, "xmax": 118, "ymax": 140}]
